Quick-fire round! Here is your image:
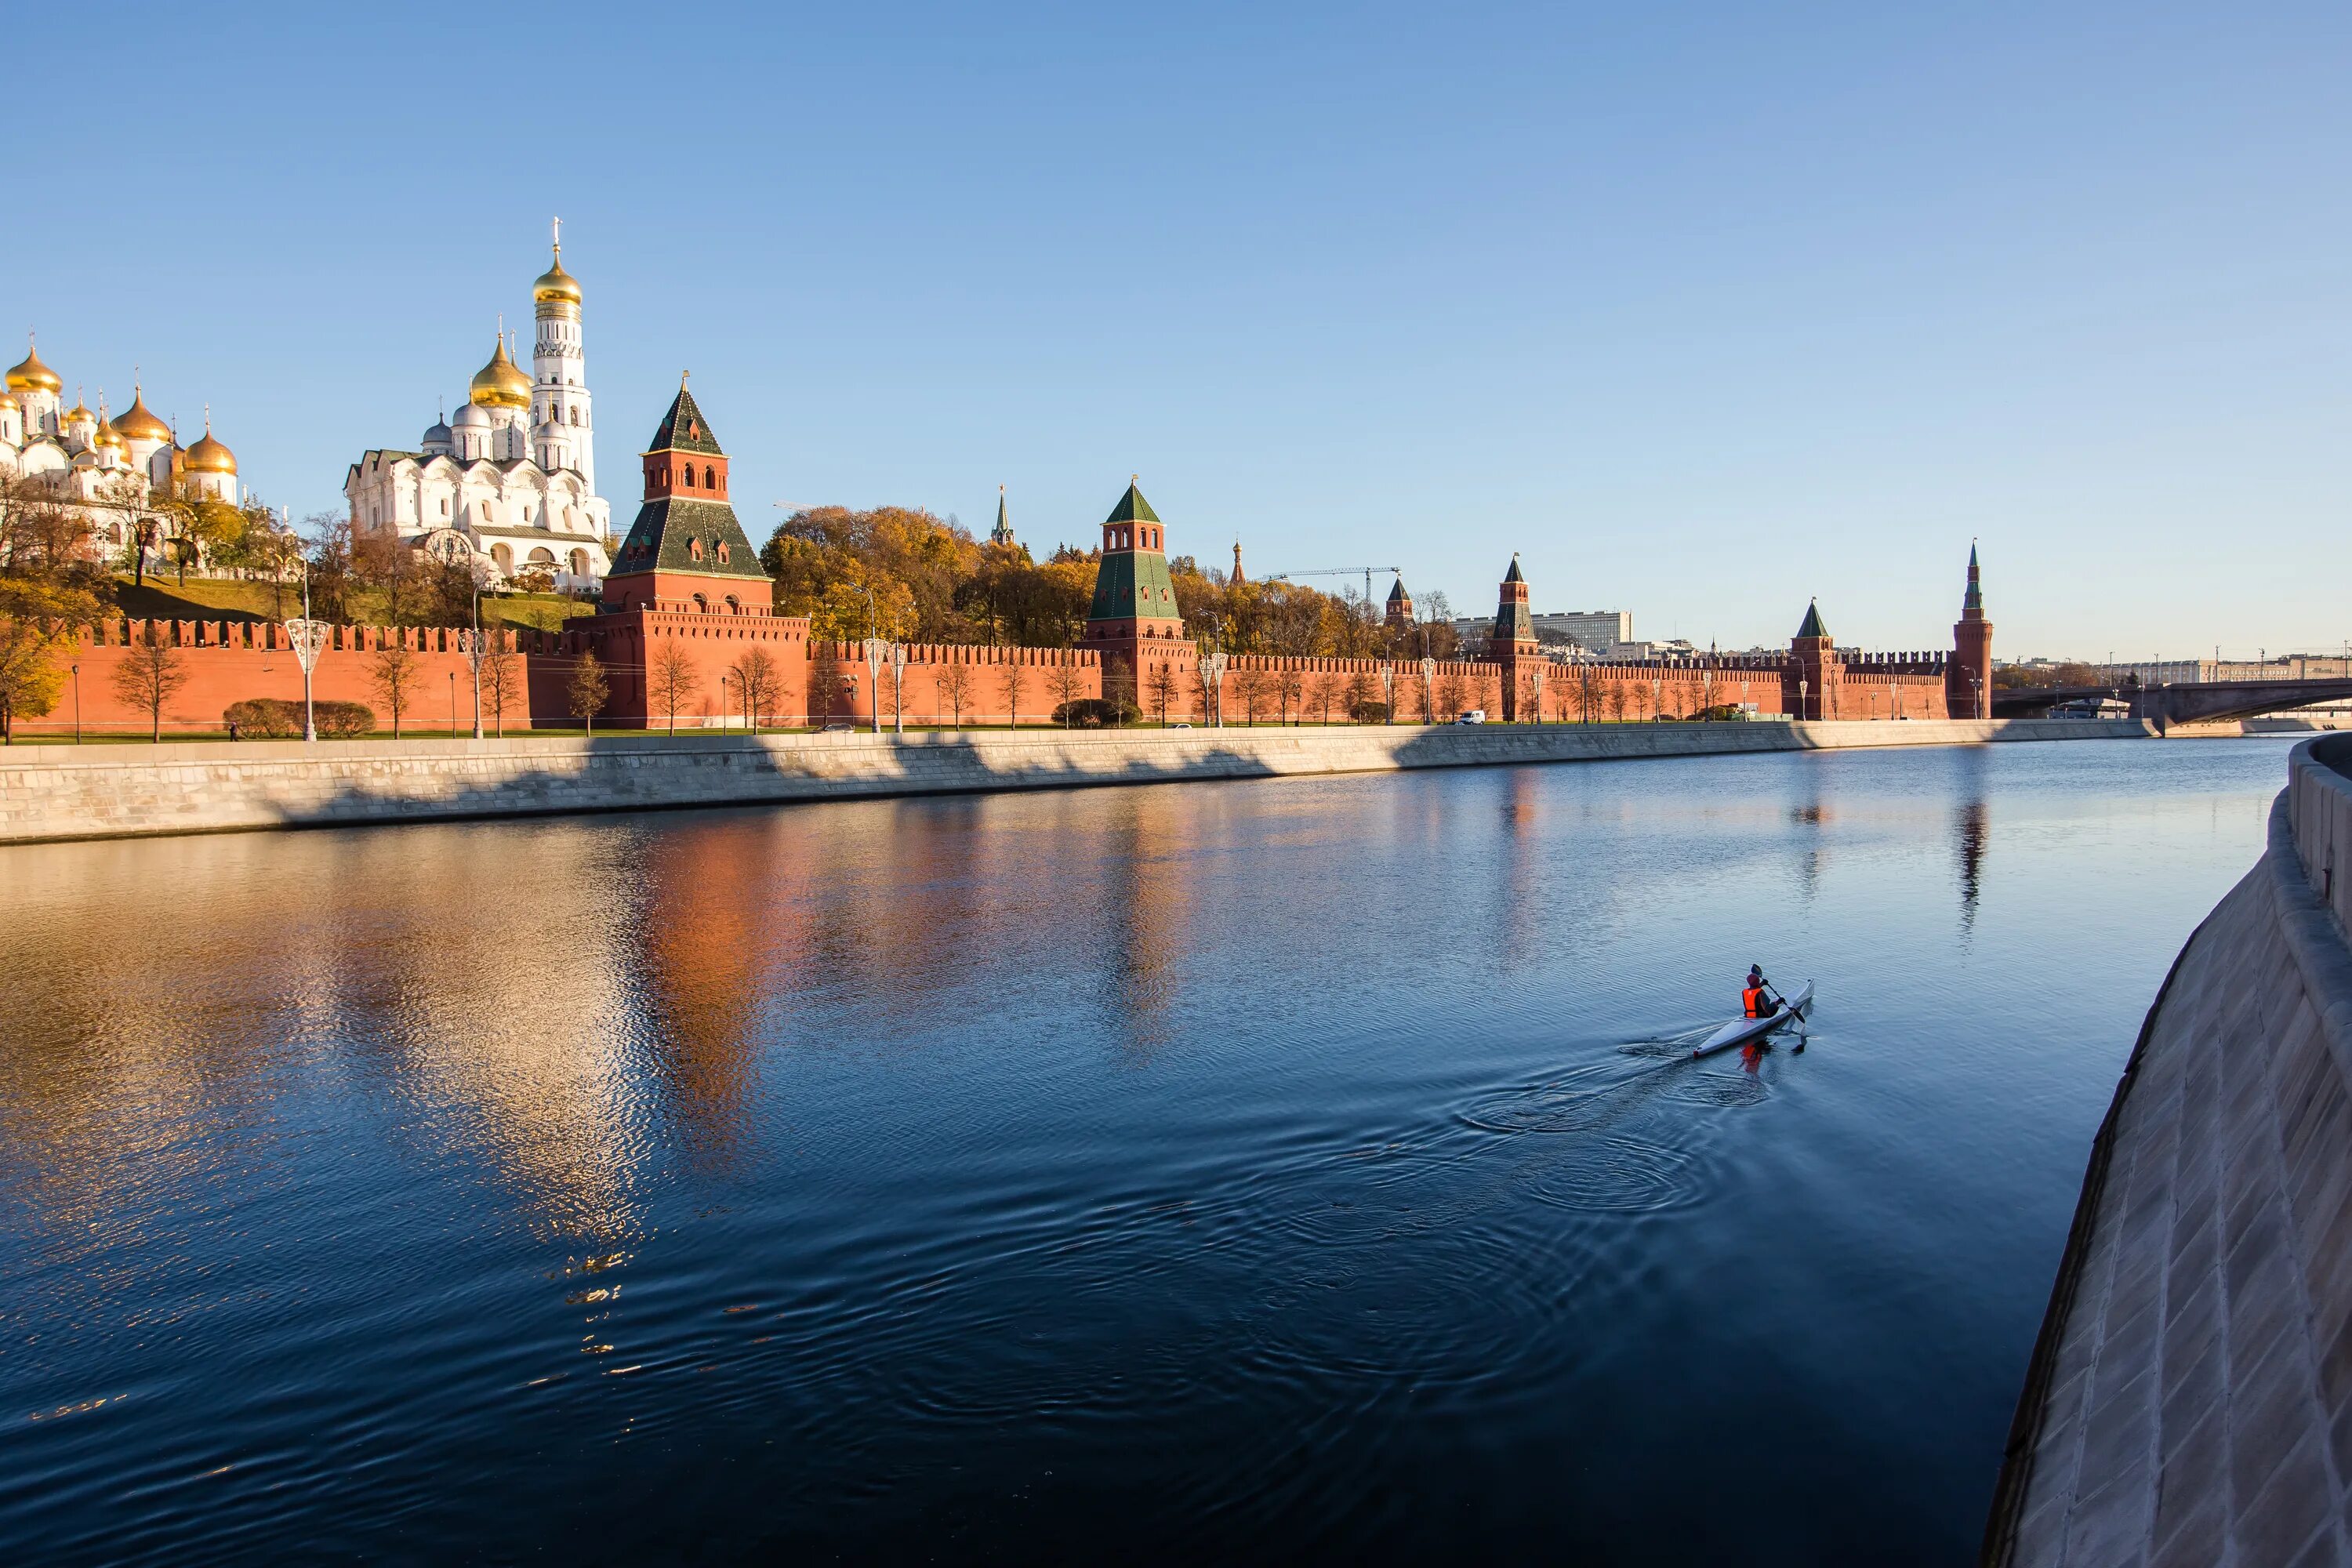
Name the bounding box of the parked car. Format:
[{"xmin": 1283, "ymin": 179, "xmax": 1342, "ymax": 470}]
[{"xmin": 1457, "ymin": 710, "xmax": 1487, "ymax": 724}]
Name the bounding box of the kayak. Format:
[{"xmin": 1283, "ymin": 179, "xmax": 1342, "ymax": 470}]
[{"xmin": 1690, "ymin": 982, "xmax": 1814, "ymax": 1058}]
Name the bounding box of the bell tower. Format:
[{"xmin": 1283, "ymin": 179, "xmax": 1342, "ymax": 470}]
[{"xmin": 532, "ymin": 219, "xmax": 594, "ymax": 489}]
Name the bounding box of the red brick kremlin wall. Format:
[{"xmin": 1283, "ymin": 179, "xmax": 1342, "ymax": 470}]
[{"xmin": 24, "ymin": 620, "xmax": 1955, "ymax": 735}]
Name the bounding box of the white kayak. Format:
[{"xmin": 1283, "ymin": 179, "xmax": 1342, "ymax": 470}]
[{"xmin": 1690, "ymin": 982, "xmax": 1814, "ymax": 1058}]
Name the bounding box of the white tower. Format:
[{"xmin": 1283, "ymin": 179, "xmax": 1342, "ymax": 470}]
[{"xmin": 531, "ymin": 219, "xmax": 593, "ymax": 491}]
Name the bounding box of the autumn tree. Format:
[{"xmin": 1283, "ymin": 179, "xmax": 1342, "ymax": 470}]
[
  {"xmin": 111, "ymin": 625, "xmax": 191, "ymax": 741},
  {"xmin": 568, "ymin": 650, "xmax": 611, "ymax": 735},
  {"xmin": 369, "ymin": 637, "xmax": 421, "ymax": 737},
  {"xmin": 648, "ymin": 637, "xmax": 702, "ymax": 735}
]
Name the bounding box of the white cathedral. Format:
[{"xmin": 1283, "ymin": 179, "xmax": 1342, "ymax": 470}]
[
  {"xmin": 345, "ymin": 227, "xmax": 612, "ymax": 592},
  {"xmin": 1, "ymin": 337, "xmax": 241, "ymax": 551}
]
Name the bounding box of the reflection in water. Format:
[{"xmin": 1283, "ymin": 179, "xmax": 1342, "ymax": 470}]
[{"xmin": 0, "ymin": 742, "xmax": 2292, "ymax": 1565}]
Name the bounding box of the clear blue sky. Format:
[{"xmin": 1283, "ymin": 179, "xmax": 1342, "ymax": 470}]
[{"xmin": 15, "ymin": 2, "xmax": 2346, "ymax": 659}]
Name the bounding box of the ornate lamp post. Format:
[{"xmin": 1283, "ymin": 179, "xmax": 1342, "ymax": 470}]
[
  {"xmin": 862, "ymin": 637, "xmax": 889, "ymax": 735},
  {"xmin": 1380, "ymin": 664, "xmax": 1395, "ymax": 724},
  {"xmin": 71, "ymin": 662, "xmax": 81, "ymax": 743},
  {"xmin": 1200, "ymin": 648, "xmax": 1228, "ymax": 728},
  {"xmin": 283, "ymin": 558, "xmax": 330, "ymax": 745},
  {"xmin": 1420, "ymin": 656, "xmax": 1436, "ymax": 724},
  {"xmin": 1798, "ymin": 678, "xmax": 1809, "ymax": 721},
  {"xmin": 1531, "ymin": 662, "xmax": 1547, "ymax": 726}
]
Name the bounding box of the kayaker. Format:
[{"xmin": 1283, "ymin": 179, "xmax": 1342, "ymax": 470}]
[{"xmin": 1742, "ymin": 966, "xmax": 1775, "ymax": 1019}]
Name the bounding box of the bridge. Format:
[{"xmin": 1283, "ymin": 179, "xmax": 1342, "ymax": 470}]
[{"xmin": 1991, "ymin": 678, "xmax": 2352, "ymax": 731}]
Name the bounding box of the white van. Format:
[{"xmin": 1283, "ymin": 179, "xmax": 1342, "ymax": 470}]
[{"xmin": 1457, "ymin": 710, "xmax": 1486, "ymax": 724}]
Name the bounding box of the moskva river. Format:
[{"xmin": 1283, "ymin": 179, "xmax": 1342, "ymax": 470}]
[{"xmin": 0, "ymin": 739, "xmax": 2289, "ymax": 1563}]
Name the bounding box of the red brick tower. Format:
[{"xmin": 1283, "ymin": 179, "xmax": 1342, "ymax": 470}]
[
  {"xmin": 572, "ymin": 381, "xmax": 808, "ymax": 727},
  {"xmin": 1082, "ymin": 477, "xmax": 1195, "ymax": 717},
  {"xmin": 1490, "ymin": 554, "xmax": 1541, "ymax": 720},
  {"xmin": 1385, "ymin": 575, "xmax": 1414, "ymax": 629},
  {"xmin": 1786, "ymin": 599, "xmax": 1842, "ymax": 719},
  {"xmin": 1947, "ymin": 543, "xmax": 1994, "ymax": 719}
]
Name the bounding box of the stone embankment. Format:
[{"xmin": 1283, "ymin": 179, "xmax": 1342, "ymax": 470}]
[
  {"xmin": 0, "ymin": 718, "xmax": 2140, "ymax": 846},
  {"xmin": 1984, "ymin": 735, "xmax": 2352, "ymax": 1566}
]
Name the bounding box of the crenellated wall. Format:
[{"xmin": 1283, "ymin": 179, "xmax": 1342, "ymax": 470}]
[{"xmin": 14, "ymin": 619, "xmax": 1965, "ymax": 737}]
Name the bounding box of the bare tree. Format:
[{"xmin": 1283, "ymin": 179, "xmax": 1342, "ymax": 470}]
[
  {"xmin": 1236, "ymin": 667, "xmax": 1269, "ymax": 724},
  {"xmin": 1000, "ymin": 658, "xmax": 1029, "ymax": 728},
  {"xmin": 935, "ymin": 660, "xmax": 973, "ymax": 728},
  {"xmin": 1436, "ymin": 671, "xmax": 1467, "ymax": 720},
  {"xmin": 807, "ymin": 657, "xmax": 844, "ymax": 726},
  {"xmin": 648, "ymin": 637, "xmax": 702, "ymax": 735},
  {"xmin": 568, "ymin": 650, "xmax": 611, "ymax": 735},
  {"xmin": 369, "ymin": 637, "xmax": 421, "ymax": 737},
  {"xmin": 728, "ymin": 645, "xmax": 780, "ymax": 731},
  {"xmin": 1148, "ymin": 661, "xmax": 1181, "ymax": 725},
  {"xmin": 480, "ymin": 644, "xmax": 522, "ymax": 737},
  {"xmin": 111, "ymin": 626, "xmax": 191, "ymax": 741},
  {"xmin": 1047, "ymin": 658, "xmax": 1087, "ymax": 727},
  {"xmin": 1276, "ymin": 667, "xmax": 1305, "ymax": 724}
]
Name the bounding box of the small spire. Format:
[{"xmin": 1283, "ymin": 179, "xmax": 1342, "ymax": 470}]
[
  {"xmin": 552, "ymin": 214, "xmax": 561, "ymax": 255},
  {"xmin": 681, "ymin": 369, "xmax": 691, "ymax": 388}
]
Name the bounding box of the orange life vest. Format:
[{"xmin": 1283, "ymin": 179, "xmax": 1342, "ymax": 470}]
[{"xmin": 1742, "ymin": 985, "xmax": 1766, "ymax": 1018}]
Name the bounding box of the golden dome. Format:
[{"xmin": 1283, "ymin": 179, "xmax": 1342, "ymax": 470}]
[
  {"xmin": 0, "ymin": 390, "xmax": 18, "ymax": 412},
  {"xmin": 533, "ymin": 245, "xmax": 582, "ymax": 307},
  {"xmin": 184, "ymin": 411, "xmax": 237, "ymax": 474},
  {"xmin": 64, "ymin": 394, "xmax": 94, "ymax": 426},
  {"xmin": 93, "ymin": 414, "xmax": 124, "ymax": 450},
  {"xmin": 6, "ymin": 337, "xmax": 60, "ymax": 394},
  {"xmin": 468, "ymin": 334, "xmax": 532, "ymax": 408},
  {"xmin": 112, "ymin": 388, "xmax": 172, "ymax": 445}
]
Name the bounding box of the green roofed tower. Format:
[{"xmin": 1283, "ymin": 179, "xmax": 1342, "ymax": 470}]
[
  {"xmin": 601, "ymin": 379, "xmax": 771, "ymax": 615},
  {"xmin": 1083, "ymin": 477, "xmax": 1196, "ymax": 714}
]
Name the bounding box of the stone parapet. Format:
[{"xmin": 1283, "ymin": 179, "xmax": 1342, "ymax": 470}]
[
  {"xmin": 1984, "ymin": 737, "xmax": 2352, "ymax": 1566},
  {"xmin": 0, "ymin": 719, "xmax": 2143, "ymax": 847}
]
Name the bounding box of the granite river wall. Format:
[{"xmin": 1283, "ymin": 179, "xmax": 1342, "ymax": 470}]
[
  {"xmin": 1984, "ymin": 734, "xmax": 2352, "ymax": 1566},
  {"xmin": 0, "ymin": 717, "xmax": 2144, "ymax": 845}
]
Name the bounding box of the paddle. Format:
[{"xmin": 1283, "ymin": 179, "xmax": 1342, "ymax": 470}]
[{"xmin": 1763, "ymin": 981, "xmax": 1809, "ymax": 1052}]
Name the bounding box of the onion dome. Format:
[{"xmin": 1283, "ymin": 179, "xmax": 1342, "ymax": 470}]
[
  {"xmin": 0, "ymin": 390, "xmax": 18, "ymax": 412},
  {"xmin": 533, "ymin": 244, "xmax": 582, "ymax": 307},
  {"xmin": 422, "ymin": 416, "xmax": 453, "ymax": 446},
  {"xmin": 184, "ymin": 409, "xmax": 237, "ymax": 475},
  {"xmin": 93, "ymin": 411, "xmax": 125, "ymax": 450},
  {"xmin": 451, "ymin": 401, "xmax": 491, "ymax": 430},
  {"xmin": 468, "ymin": 335, "xmax": 532, "ymax": 409},
  {"xmin": 113, "ymin": 387, "xmax": 172, "ymax": 445},
  {"xmin": 6, "ymin": 336, "xmax": 60, "ymax": 393},
  {"xmin": 64, "ymin": 390, "xmax": 94, "ymax": 426}
]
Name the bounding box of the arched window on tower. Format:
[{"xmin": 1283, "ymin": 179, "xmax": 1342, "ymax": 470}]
[
  {"xmin": 704, "ymin": 465, "xmax": 717, "ymax": 488},
  {"xmin": 683, "ymin": 466, "xmax": 695, "ymax": 488},
  {"xmin": 568, "ymin": 408, "xmax": 579, "ymax": 425}
]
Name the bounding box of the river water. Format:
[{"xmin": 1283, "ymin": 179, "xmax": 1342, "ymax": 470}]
[{"xmin": 0, "ymin": 738, "xmax": 2290, "ymax": 1563}]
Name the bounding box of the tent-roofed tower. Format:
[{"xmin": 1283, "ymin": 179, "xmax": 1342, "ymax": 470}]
[
  {"xmin": 1490, "ymin": 554, "xmax": 1541, "ymax": 720},
  {"xmin": 1385, "ymin": 573, "xmax": 1413, "ymax": 628},
  {"xmin": 1083, "ymin": 477, "xmax": 1196, "ymax": 714},
  {"xmin": 572, "ymin": 379, "xmax": 808, "ymax": 730},
  {"xmin": 1788, "ymin": 597, "xmax": 1841, "ymax": 719},
  {"xmin": 601, "ymin": 381, "xmax": 771, "ymax": 615},
  {"xmin": 1948, "ymin": 542, "xmax": 1994, "ymax": 718},
  {"xmin": 990, "ymin": 485, "xmax": 1016, "ymax": 547}
]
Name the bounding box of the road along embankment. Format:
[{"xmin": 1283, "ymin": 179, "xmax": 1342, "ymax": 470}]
[
  {"xmin": 1984, "ymin": 735, "xmax": 2352, "ymax": 1566},
  {"xmin": 0, "ymin": 717, "xmax": 2145, "ymax": 847}
]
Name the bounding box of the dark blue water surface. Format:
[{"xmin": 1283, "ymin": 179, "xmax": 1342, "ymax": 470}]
[{"xmin": 0, "ymin": 738, "xmax": 2290, "ymax": 1563}]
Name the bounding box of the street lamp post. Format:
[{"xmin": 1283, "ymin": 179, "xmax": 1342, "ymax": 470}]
[
  {"xmin": 863, "ymin": 636, "xmax": 888, "ymax": 735},
  {"xmin": 284, "ymin": 559, "xmax": 329, "ymax": 745},
  {"xmin": 1200, "ymin": 648, "xmax": 1228, "ymax": 728},
  {"xmin": 448, "ymin": 671, "xmax": 456, "ymax": 736},
  {"xmin": 71, "ymin": 664, "xmax": 81, "ymax": 743},
  {"xmin": 1379, "ymin": 664, "xmax": 1394, "ymax": 724},
  {"xmin": 1420, "ymin": 656, "xmax": 1436, "ymax": 724}
]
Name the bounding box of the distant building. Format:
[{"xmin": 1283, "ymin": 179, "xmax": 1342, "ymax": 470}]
[
  {"xmin": 1533, "ymin": 610, "xmax": 1632, "ymax": 652},
  {"xmin": 990, "ymin": 485, "xmax": 1015, "ymax": 547}
]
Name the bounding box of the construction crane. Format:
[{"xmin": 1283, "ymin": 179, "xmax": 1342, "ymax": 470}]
[{"xmin": 1267, "ymin": 566, "xmax": 1404, "ymax": 609}]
